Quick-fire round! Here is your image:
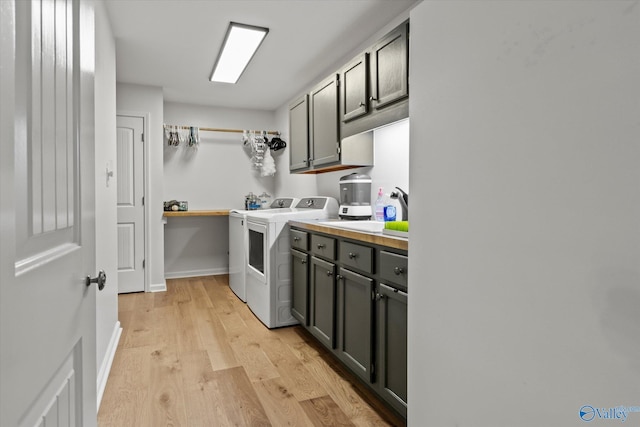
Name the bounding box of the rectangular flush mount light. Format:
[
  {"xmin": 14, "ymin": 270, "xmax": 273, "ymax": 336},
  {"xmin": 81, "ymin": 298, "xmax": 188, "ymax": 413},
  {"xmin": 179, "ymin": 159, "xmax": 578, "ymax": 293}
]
[{"xmin": 209, "ymin": 22, "xmax": 269, "ymax": 84}]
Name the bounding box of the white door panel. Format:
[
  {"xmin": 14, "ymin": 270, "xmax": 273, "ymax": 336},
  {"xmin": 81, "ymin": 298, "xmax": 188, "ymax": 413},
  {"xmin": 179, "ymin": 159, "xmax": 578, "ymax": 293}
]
[
  {"xmin": 1, "ymin": 1, "xmax": 98, "ymax": 426},
  {"xmin": 116, "ymin": 115, "xmax": 145, "ymax": 293}
]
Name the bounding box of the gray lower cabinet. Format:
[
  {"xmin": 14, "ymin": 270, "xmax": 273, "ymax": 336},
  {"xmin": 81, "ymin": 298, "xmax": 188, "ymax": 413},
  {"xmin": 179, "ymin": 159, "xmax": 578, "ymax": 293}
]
[
  {"xmin": 377, "ymin": 283, "xmax": 408, "ymax": 417},
  {"xmin": 336, "ymin": 267, "xmax": 374, "ymax": 383},
  {"xmin": 309, "ymin": 256, "xmax": 336, "ymax": 349},
  {"xmin": 291, "ymin": 227, "xmax": 407, "ymax": 420},
  {"xmin": 291, "ymin": 249, "xmax": 309, "ymax": 325}
]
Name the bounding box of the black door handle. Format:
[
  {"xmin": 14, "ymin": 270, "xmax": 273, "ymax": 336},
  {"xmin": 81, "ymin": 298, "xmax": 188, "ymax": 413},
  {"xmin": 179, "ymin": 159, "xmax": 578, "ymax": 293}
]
[{"xmin": 86, "ymin": 270, "xmax": 107, "ymax": 291}]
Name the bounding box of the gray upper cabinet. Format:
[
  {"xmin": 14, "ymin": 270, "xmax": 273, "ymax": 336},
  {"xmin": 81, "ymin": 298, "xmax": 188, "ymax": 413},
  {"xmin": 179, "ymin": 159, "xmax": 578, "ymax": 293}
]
[
  {"xmin": 341, "ymin": 53, "xmax": 369, "ymax": 123},
  {"xmin": 341, "ymin": 20, "xmax": 409, "ymax": 138},
  {"xmin": 289, "ymin": 94, "xmax": 310, "ymax": 171},
  {"xmin": 289, "ymin": 20, "xmax": 410, "ymax": 173},
  {"xmin": 309, "ymin": 74, "xmax": 340, "ymax": 168},
  {"xmin": 370, "ymin": 22, "xmax": 409, "ymax": 110}
]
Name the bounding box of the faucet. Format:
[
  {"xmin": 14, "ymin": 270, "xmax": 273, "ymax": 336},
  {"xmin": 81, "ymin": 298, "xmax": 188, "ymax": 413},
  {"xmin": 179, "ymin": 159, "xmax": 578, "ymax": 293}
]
[{"xmin": 390, "ymin": 187, "xmax": 408, "ymax": 221}]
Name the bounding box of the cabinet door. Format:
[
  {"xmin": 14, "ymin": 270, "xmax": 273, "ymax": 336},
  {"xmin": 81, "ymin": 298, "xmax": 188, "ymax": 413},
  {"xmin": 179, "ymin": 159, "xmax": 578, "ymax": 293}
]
[
  {"xmin": 341, "ymin": 53, "xmax": 369, "ymax": 123},
  {"xmin": 289, "ymin": 95, "xmax": 310, "ymax": 171},
  {"xmin": 291, "ymin": 249, "xmax": 309, "ymax": 325},
  {"xmin": 309, "ymin": 256, "xmax": 336, "ymax": 349},
  {"xmin": 377, "ymin": 283, "xmax": 408, "ymax": 416},
  {"xmin": 309, "ymin": 74, "xmax": 340, "ymax": 167},
  {"xmin": 337, "ymin": 268, "xmax": 374, "ymax": 383},
  {"xmin": 370, "ymin": 22, "xmax": 408, "ymax": 110}
]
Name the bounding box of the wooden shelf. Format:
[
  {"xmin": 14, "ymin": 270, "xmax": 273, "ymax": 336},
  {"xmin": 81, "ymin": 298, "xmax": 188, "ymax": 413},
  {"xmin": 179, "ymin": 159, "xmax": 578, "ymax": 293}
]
[{"xmin": 163, "ymin": 210, "xmax": 230, "ymax": 217}]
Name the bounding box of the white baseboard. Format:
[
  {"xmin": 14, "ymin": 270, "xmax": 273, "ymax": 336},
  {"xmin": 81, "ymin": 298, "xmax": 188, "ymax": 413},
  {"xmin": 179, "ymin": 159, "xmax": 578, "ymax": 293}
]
[
  {"xmin": 148, "ymin": 280, "xmax": 167, "ymax": 292},
  {"xmin": 97, "ymin": 321, "xmax": 122, "ymax": 411},
  {"xmin": 164, "ymin": 267, "xmax": 229, "ymax": 280}
]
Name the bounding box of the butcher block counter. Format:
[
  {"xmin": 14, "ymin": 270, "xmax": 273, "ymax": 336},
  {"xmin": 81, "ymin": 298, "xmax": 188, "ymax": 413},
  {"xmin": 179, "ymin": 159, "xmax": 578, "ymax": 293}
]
[
  {"xmin": 163, "ymin": 209, "xmax": 230, "ymax": 217},
  {"xmin": 288, "ymin": 219, "xmax": 408, "ymax": 251}
]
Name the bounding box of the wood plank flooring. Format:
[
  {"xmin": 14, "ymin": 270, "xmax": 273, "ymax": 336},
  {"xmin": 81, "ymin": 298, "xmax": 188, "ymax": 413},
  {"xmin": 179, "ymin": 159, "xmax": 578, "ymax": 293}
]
[{"xmin": 98, "ymin": 275, "xmax": 405, "ymax": 427}]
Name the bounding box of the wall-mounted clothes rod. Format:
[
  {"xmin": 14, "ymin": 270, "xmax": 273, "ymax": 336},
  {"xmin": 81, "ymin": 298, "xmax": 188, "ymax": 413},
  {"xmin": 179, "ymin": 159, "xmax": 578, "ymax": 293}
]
[{"xmin": 163, "ymin": 124, "xmax": 280, "ymax": 135}]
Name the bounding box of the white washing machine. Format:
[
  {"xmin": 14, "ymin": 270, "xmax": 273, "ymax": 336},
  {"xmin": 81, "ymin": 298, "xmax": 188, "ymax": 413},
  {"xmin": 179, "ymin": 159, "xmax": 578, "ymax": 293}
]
[
  {"xmin": 228, "ymin": 197, "xmax": 298, "ymax": 302},
  {"xmin": 245, "ymin": 197, "xmax": 339, "ymax": 328}
]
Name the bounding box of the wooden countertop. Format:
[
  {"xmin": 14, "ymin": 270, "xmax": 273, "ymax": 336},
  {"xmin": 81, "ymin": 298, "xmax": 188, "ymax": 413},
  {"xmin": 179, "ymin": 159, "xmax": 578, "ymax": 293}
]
[
  {"xmin": 163, "ymin": 209, "xmax": 230, "ymax": 217},
  {"xmin": 289, "ymin": 220, "xmax": 408, "ymax": 251}
]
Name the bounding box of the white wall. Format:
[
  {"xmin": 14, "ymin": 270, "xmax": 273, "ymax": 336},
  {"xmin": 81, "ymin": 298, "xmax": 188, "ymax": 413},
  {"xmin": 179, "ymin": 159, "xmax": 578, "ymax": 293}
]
[
  {"xmin": 94, "ymin": 1, "xmax": 120, "ymax": 407},
  {"xmin": 162, "ymin": 102, "xmax": 317, "ymax": 278},
  {"xmin": 409, "ymin": 1, "xmax": 640, "ymax": 426},
  {"xmin": 116, "ymin": 83, "xmax": 165, "ymax": 291},
  {"xmin": 163, "ymin": 102, "xmax": 280, "ymax": 209},
  {"xmin": 316, "ymin": 119, "xmax": 410, "ymax": 209},
  {"xmin": 162, "ymin": 103, "xmax": 275, "ymax": 278}
]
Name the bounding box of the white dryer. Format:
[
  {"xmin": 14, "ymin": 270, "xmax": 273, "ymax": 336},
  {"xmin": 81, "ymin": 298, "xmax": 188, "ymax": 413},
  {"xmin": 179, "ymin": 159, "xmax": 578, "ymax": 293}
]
[
  {"xmin": 245, "ymin": 197, "xmax": 339, "ymax": 328},
  {"xmin": 228, "ymin": 197, "xmax": 298, "ymax": 302}
]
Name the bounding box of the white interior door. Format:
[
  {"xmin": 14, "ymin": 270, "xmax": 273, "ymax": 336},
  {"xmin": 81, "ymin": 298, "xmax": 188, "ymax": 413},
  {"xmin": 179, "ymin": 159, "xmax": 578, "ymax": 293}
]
[
  {"xmin": 116, "ymin": 115, "xmax": 145, "ymax": 293},
  {"xmin": 1, "ymin": 1, "xmax": 98, "ymax": 426}
]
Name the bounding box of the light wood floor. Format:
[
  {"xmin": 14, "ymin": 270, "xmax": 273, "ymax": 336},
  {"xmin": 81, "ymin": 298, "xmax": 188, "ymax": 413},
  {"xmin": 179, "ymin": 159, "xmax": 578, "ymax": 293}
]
[{"xmin": 98, "ymin": 275, "xmax": 405, "ymax": 426}]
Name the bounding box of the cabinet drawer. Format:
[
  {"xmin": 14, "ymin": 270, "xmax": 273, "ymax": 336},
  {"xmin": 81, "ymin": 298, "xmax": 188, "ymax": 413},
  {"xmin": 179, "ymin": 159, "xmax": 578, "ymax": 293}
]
[
  {"xmin": 311, "ymin": 234, "xmax": 336, "ymax": 260},
  {"xmin": 339, "ymin": 241, "xmax": 373, "ymax": 274},
  {"xmin": 291, "ymin": 229, "xmax": 308, "ymax": 251},
  {"xmin": 379, "ymin": 251, "xmax": 408, "ymax": 290}
]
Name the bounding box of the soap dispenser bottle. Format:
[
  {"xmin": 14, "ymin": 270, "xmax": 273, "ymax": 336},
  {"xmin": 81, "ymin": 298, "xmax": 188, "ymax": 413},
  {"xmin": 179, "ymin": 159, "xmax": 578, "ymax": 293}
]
[
  {"xmin": 383, "ymin": 193, "xmax": 397, "ymax": 222},
  {"xmin": 375, "ymin": 187, "xmax": 385, "ymax": 221}
]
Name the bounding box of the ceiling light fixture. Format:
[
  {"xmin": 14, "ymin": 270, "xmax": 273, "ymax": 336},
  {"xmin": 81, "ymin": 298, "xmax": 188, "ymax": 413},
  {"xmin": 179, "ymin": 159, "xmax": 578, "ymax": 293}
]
[{"xmin": 209, "ymin": 22, "xmax": 269, "ymax": 84}]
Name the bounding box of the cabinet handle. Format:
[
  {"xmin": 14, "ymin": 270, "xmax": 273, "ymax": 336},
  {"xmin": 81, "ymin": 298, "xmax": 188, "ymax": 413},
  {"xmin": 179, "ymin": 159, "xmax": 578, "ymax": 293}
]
[
  {"xmin": 326, "ymin": 270, "xmax": 333, "ymax": 277},
  {"xmin": 348, "ymin": 252, "xmax": 358, "ymax": 259},
  {"xmin": 317, "ymin": 243, "xmax": 326, "ymax": 249},
  {"xmin": 300, "ymin": 259, "xmax": 307, "ymax": 264},
  {"xmin": 369, "ymin": 96, "xmax": 378, "ymax": 102},
  {"xmin": 293, "ymin": 237, "xmax": 300, "ymax": 242},
  {"xmin": 393, "ymin": 266, "xmax": 405, "ymax": 275},
  {"xmin": 375, "ymin": 293, "xmax": 386, "ymax": 301},
  {"xmin": 358, "ymin": 101, "xmax": 365, "ymax": 107},
  {"xmin": 336, "ymin": 274, "xmax": 343, "ymax": 280}
]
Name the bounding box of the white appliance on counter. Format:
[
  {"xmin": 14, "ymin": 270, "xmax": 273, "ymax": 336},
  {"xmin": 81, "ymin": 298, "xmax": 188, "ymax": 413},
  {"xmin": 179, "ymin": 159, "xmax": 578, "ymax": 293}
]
[
  {"xmin": 228, "ymin": 197, "xmax": 299, "ymax": 302},
  {"xmin": 245, "ymin": 197, "xmax": 339, "ymax": 328}
]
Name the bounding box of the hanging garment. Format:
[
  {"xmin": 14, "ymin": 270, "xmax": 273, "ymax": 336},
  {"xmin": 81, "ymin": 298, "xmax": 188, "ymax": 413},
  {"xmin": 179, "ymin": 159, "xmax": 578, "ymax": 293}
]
[{"xmin": 261, "ymin": 147, "xmax": 276, "ymax": 176}]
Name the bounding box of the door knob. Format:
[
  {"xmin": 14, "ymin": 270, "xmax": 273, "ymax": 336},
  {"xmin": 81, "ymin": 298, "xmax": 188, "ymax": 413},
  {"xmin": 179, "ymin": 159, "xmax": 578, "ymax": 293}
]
[{"xmin": 86, "ymin": 270, "xmax": 107, "ymax": 291}]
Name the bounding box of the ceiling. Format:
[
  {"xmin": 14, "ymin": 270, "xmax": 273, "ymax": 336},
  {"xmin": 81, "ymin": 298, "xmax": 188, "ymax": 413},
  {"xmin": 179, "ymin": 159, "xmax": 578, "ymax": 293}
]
[{"xmin": 104, "ymin": 0, "xmax": 418, "ymax": 111}]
